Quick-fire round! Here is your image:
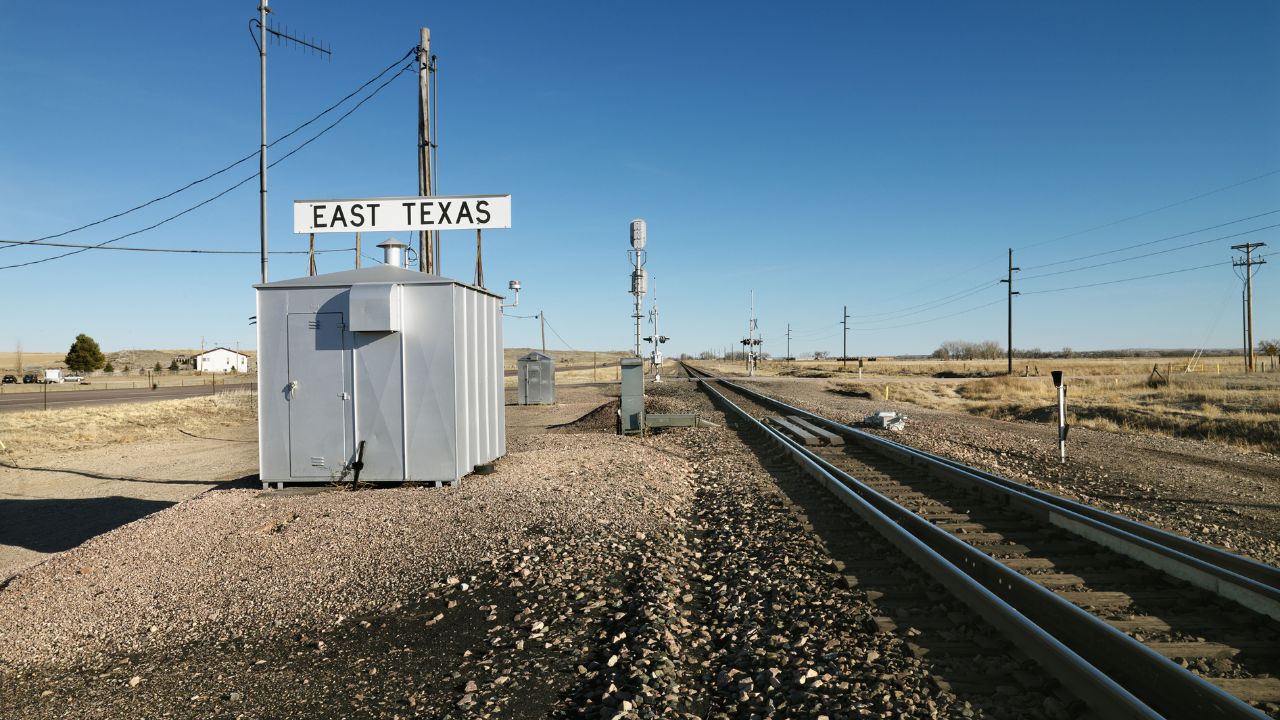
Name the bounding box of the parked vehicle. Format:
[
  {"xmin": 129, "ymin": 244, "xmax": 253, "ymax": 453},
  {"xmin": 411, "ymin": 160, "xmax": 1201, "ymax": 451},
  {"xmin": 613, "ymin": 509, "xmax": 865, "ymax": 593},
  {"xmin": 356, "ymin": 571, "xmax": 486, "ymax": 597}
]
[
  {"xmin": 63, "ymin": 374, "xmax": 84, "ymax": 383},
  {"xmin": 22, "ymin": 374, "xmax": 38, "ymax": 384},
  {"xmin": 1, "ymin": 375, "xmax": 16, "ymax": 384},
  {"xmin": 43, "ymin": 369, "xmax": 64, "ymax": 384}
]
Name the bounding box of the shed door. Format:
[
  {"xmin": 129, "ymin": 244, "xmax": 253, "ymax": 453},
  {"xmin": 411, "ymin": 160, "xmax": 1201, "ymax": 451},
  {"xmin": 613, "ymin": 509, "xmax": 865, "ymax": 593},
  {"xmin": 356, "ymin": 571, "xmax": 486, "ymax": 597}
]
[
  {"xmin": 527, "ymin": 365, "xmax": 542, "ymax": 401},
  {"xmin": 287, "ymin": 312, "xmax": 349, "ymax": 477}
]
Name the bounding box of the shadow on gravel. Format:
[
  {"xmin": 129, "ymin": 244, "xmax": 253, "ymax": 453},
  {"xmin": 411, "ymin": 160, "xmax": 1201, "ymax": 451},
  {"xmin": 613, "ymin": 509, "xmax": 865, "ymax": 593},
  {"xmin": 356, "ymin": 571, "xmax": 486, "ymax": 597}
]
[{"xmin": 0, "ymin": 496, "xmax": 175, "ymax": 553}]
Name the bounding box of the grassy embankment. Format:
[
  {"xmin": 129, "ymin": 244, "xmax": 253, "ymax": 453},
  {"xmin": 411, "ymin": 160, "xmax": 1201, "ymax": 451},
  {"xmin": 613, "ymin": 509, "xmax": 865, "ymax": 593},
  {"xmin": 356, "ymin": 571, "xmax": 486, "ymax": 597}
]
[{"xmin": 698, "ymin": 357, "xmax": 1280, "ymax": 452}]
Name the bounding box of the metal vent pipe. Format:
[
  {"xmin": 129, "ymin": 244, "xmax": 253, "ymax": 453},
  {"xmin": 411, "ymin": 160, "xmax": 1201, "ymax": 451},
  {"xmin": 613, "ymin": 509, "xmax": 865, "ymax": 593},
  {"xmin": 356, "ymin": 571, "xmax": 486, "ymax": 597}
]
[{"xmin": 377, "ymin": 239, "xmax": 409, "ymax": 268}]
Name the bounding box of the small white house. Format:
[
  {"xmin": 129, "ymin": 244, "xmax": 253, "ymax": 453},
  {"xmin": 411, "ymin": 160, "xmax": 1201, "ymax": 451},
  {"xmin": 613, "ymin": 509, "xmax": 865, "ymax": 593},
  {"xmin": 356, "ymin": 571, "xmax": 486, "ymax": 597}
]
[{"xmin": 192, "ymin": 347, "xmax": 249, "ymax": 373}]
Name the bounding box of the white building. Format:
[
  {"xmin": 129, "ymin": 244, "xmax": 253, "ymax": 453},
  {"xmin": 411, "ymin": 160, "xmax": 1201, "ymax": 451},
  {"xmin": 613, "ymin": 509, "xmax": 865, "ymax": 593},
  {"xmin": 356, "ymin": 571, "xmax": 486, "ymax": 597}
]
[{"xmin": 192, "ymin": 347, "xmax": 249, "ymax": 373}]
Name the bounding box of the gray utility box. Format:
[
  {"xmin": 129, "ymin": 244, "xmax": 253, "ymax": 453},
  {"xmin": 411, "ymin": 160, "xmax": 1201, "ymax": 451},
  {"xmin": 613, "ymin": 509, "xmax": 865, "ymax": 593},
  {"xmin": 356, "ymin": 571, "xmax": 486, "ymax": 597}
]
[
  {"xmin": 619, "ymin": 357, "xmax": 645, "ymax": 434},
  {"xmin": 255, "ymin": 265, "xmax": 505, "ymax": 486},
  {"xmin": 516, "ymin": 351, "xmax": 555, "ymax": 405}
]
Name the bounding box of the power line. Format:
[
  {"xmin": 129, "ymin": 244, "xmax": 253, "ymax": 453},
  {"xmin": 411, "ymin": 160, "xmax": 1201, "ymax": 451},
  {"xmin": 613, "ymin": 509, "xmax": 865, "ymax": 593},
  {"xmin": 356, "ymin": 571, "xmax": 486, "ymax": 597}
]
[
  {"xmin": 1021, "ymin": 209, "xmax": 1280, "ymax": 271},
  {"xmin": 1018, "ymin": 223, "xmax": 1280, "ymax": 282},
  {"xmin": 846, "ymin": 278, "xmax": 1001, "ymax": 319},
  {"xmin": 0, "ymin": 238, "xmax": 353, "ymax": 255},
  {"xmin": 848, "ymin": 297, "xmax": 1006, "ymax": 332},
  {"xmin": 541, "ymin": 315, "xmax": 578, "ymax": 352},
  {"xmin": 1, "ymin": 60, "xmax": 415, "ymax": 272},
  {"xmin": 853, "ymin": 170, "xmax": 1280, "ymax": 307},
  {"xmin": 4, "ymin": 48, "xmax": 418, "ymax": 252},
  {"xmin": 1021, "ymin": 259, "xmax": 1234, "ymax": 295},
  {"xmin": 1018, "ymin": 168, "xmax": 1280, "ymax": 252}
]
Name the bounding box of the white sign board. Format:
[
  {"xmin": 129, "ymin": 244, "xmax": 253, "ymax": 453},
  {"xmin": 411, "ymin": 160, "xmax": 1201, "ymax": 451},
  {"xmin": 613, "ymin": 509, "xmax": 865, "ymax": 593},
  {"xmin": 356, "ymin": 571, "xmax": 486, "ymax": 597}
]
[{"xmin": 293, "ymin": 194, "xmax": 511, "ymax": 233}]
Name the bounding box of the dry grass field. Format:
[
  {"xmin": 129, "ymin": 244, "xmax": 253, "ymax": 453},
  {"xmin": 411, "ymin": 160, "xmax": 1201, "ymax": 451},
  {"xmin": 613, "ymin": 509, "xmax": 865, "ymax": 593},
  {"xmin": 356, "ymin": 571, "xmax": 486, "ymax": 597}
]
[
  {"xmin": 502, "ymin": 347, "xmax": 630, "ymax": 371},
  {"xmin": 0, "ymin": 392, "xmax": 255, "ymax": 461},
  {"xmin": 697, "ymin": 356, "xmax": 1280, "ymax": 453}
]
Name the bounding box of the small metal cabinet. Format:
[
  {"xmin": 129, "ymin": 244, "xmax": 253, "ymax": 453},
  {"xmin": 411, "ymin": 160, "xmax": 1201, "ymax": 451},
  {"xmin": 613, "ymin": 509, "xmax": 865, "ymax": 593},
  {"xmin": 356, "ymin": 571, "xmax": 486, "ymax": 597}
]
[
  {"xmin": 517, "ymin": 351, "xmax": 555, "ymax": 405},
  {"xmin": 619, "ymin": 357, "xmax": 644, "ymax": 434}
]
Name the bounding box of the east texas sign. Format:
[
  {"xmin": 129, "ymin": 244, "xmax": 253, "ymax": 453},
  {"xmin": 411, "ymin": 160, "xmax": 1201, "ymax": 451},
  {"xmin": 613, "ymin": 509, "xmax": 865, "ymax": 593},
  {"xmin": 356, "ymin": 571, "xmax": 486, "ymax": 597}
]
[{"xmin": 293, "ymin": 194, "xmax": 511, "ymax": 233}]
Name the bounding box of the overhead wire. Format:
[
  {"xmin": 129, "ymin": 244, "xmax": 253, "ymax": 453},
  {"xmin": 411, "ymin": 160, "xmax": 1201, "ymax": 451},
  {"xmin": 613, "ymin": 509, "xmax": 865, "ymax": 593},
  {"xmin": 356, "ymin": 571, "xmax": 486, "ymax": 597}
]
[
  {"xmin": 4, "ymin": 47, "xmax": 418, "ymax": 252},
  {"xmin": 1017, "ymin": 168, "xmax": 1280, "ymax": 253},
  {"xmin": 0, "ymin": 237, "xmax": 353, "ymax": 254},
  {"xmin": 1022, "ymin": 259, "xmax": 1236, "ymax": 295},
  {"xmin": 1018, "ymin": 223, "xmax": 1280, "ymax": 282},
  {"xmin": 0, "ymin": 58, "xmax": 416, "ymax": 272},
  {"xmin": 542, "ymin": 315, "xmax": 579, "ymax": 352},
  {"xmin": 1021, "ymin": 209, "xmax": 1280, "ymax": 271}
]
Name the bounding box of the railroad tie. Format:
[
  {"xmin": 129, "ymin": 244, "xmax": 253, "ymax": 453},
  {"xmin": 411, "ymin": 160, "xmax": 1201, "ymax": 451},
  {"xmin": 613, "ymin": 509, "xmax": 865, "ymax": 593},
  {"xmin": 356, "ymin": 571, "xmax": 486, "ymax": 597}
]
[{"xmin": 765, "ymin": 416, "xmax": 822, "ymax": 446}]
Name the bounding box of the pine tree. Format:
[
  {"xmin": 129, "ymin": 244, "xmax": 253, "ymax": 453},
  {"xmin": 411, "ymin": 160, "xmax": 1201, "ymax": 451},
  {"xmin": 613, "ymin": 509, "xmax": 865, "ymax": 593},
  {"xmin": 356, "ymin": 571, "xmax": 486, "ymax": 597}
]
[{"xmin": 64, "ymin": 334, "xmax": 106, "ymax": 374}]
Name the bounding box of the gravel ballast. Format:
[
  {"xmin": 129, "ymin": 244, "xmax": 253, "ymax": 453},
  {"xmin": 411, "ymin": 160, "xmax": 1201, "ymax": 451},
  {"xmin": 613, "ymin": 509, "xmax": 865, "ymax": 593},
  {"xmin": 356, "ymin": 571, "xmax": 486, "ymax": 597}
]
[
  {"xmin": 732, "ymin": 376, "xmax": 1280, "ymax": 567},
  {"xmin": 0, "ymin": 380, "xmax": 1075, "ymax": 719}
]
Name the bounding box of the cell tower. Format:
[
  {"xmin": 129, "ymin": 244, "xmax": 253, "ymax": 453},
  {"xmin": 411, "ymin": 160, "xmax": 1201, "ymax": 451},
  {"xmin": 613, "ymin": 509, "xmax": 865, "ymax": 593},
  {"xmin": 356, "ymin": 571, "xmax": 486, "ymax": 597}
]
[{"xmin": 629, "ymin": 219, "xmax": 648, "ymax": 358}]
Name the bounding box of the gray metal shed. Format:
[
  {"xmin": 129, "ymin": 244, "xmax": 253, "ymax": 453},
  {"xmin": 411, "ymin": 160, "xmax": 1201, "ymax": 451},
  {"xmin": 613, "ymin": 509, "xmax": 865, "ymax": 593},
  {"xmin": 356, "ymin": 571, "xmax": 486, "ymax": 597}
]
[
  {"xmin": 254, "ymin": 258, "xmax": 505, "ymax": 488},
  {"xmin": 516, "ymin": 351, "xmax": 555, "ymax": 405}
]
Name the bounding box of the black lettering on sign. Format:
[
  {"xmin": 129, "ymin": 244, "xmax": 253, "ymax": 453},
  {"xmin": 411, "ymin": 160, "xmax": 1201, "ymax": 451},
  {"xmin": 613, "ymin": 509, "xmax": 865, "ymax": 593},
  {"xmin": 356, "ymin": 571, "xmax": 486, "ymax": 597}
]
[
  {"xmin": 366, "ymin": 203, "xmax": 380, "ymax": 226},
  {"xmin": 402, "ymin": 202, "xmax": 416, "ymax": 225},
  {"xmin": 437, "ymin": 201, "xmax": 453, "ymax": 224},
  {"xmin": 330, "ymin": 205, "xmax": 348, "ymax": 228},
  {"xmin": 349, "ymin": 204, "xmax": 365, "ymax": 227},
  {"xmin": 418, "ymin": 202, "xmax": 434, "ymax": 225},
  {"xmin": 475, "ymin": 200, "xmax": 490, "ymax": 224},
  {"xmin": 455, "ymin": 201, "xmax": 474, "ymax": 223},
  {"xmin": 312, "ymin": 205, "xmax": 328, "ymax": 229}
]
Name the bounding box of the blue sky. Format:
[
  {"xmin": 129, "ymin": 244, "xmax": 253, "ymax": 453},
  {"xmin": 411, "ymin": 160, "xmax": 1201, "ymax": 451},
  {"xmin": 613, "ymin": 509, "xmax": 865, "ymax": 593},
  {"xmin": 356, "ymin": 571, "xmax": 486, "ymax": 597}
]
[{"xmin": 2, "ymin": 1, "xmax": 1277, "ymax": 358}]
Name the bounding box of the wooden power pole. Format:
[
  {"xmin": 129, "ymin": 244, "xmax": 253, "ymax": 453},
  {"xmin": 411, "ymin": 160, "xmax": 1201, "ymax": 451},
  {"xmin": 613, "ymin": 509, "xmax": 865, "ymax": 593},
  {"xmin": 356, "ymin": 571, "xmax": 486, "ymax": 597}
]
[
  {"xmin": 1233, "ymin": 242, "xmax": 1266, "ymax": 372},
  {"xmin": 418, "ymin": 27, "xmax": 434, "ymax": 273},
  {"xmin": 842, "ymin": 306, "xmax": 849, "ymax": 370},
  {"xmin": 1000, "ymin": 248, "xmax": 1020, "ymax": 375}
]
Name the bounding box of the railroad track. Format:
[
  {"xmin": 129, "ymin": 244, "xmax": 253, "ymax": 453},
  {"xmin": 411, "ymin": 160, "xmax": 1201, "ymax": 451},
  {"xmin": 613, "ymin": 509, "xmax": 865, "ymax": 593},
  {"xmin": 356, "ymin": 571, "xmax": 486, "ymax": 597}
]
[{"xmin": 678, "ymin": 362, "xmax": 1280, "ymax": 720}]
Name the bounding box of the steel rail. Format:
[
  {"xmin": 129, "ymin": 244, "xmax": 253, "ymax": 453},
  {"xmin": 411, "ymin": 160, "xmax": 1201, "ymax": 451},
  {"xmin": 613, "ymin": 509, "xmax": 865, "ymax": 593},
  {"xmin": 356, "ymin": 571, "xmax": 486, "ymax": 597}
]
[
  {"xmin": 684, "ymin": 365, "xmax": 1280, "ymax": 619},
  {"xmin": 682, "ymin": 362, "xmax": 1271, "ymax": 720}
]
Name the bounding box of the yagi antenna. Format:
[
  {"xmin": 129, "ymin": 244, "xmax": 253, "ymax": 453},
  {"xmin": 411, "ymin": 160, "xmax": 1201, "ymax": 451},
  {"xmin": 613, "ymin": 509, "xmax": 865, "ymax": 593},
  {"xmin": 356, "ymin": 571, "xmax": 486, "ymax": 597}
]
[{"xmin": 262, "ymin": 19, "xmax": 332, "ymax": 61}]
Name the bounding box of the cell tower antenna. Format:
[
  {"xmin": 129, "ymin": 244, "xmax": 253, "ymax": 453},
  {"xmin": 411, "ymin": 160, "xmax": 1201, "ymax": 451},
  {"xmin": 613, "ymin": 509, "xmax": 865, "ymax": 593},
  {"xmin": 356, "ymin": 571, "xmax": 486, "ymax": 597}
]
[{"xmin": 628, "ymin": 219, "xmax": 648, "ymax": 358}]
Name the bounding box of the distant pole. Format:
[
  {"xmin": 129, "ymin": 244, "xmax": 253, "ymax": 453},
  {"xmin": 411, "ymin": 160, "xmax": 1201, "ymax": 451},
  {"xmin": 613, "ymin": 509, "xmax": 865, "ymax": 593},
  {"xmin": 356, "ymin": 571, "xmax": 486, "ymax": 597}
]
[
  {"xmin": 418, "ymin": 27, "xmax": 433, "ymax": 273},
  {"xmin": 257, "ymin": 0, "xmax": 270, "ymax": 284},
  {"xmin": 1232, "ymin": 242, "xmax": 1266, "ymax": 372},
  {"xmin": 1000, "ymin": 248, "xmax": 1020, "ymax": 375},
  {"xmin": 786, "ymin": 323, "xmax": 791, "ymax": 364},
  {"xmin": 540, "ymin": 311, "xmax": 547, "ymax": 355},
  {"xmin": 842, "ymin": 306, "xmax": 849, "ymax": 370},
  {"xmin": 474, "ymin": 229, "xmax": 484, "ymax": 287},
  {"xmin": 355, "ymin": 232, "xmax": 361, "ymax": 269}
]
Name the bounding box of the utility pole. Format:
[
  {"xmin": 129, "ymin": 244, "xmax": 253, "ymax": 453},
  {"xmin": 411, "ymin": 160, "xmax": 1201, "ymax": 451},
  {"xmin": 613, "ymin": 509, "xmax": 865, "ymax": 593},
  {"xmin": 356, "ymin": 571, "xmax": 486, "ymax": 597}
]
[
  {"xmin": 1232, "ymin": 242, "xmax": 1266, "ymax": 372},
  {"xmin": 1000, "ymin": 248, "xmax": 1020, "ymax": 375},
  {"xmin": 355, "ymin": 232, "xmax": 361, "ymax": 269},
  {"xmin": 308, "ymin": 233, "xmax": 316, "ymax": 276},
  {"xmin": 540, "ymin": 311, "xmax": 546, "ymax": 355},
  {"xmin": 250, "ymin": 3, "xmax": 328, "ymax": 284},
  {"xmin": 418, "ymin": 27, "xmax": 434, "ymax": 273},
  {"xmin": 786, "ymin": 323, "xmax": 791, "ymax": 364},
  {"xmin": 842, "ymin": 305, "xmax": 849, "ymax": 370},
  {"xmin": 256, "ymin": 0, "xmax": 270, "ymax": 284}
]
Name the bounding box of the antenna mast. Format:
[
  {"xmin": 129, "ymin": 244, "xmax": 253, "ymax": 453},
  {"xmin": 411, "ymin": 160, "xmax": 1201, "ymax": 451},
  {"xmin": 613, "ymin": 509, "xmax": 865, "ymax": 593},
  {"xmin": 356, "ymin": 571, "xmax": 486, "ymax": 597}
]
[
  {"xmin": 250, "ymin": 2, "xmax": 331, "ymax": 284},
  {"xmin": 629, "ymin": 219, "xmax": 647, "ymax": 358}
]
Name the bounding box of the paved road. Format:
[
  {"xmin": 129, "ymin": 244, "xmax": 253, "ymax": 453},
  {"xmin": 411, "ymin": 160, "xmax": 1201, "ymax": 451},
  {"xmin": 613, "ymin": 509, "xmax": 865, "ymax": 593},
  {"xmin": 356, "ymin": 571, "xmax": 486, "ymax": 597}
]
[{"xmin": 0, "ymin": 383, "xmax": 256, "ymax": 412}]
